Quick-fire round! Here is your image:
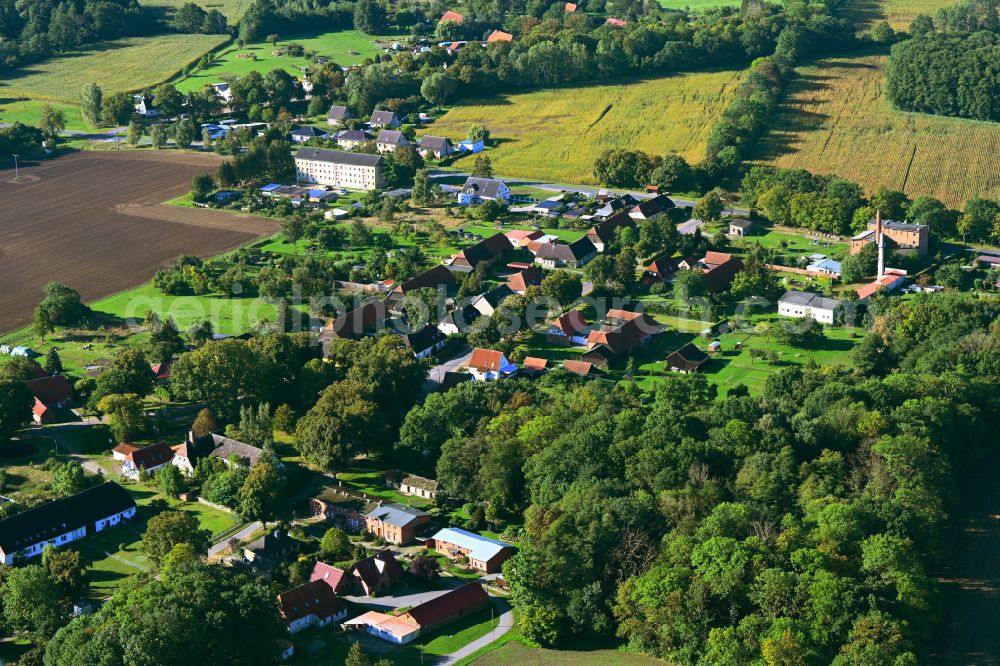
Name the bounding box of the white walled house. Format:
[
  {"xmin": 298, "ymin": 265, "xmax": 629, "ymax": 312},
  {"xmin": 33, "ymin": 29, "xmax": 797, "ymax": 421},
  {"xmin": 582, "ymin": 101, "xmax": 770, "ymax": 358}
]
[
  {"xmin": 117, "ymin": 442, "xmax": 175, "ymax": 480},
  {"xmin": 0, "ymin": 482, "xmax": 137, "ymax": 565},
  {"xmin": 777, "ymin": 291, "xmax": 842, "ymax": 325},
  {"xmin": 295, "ymin": 148, "xmax": 383, "ymax": 190},
  {"xmin": 278, "ymin": 580, "xmax": 349, "ymax": 634}
]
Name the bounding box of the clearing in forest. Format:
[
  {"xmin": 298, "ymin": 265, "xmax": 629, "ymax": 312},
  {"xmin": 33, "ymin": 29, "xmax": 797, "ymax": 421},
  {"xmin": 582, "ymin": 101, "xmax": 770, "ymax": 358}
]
[{"xmin": 429, "ymin": 69, "xmax": 746, "ymax": 185}]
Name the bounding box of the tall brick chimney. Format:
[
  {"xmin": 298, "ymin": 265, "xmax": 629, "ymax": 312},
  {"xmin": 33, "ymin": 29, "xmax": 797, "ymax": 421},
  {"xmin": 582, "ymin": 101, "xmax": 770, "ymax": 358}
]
[{"xmin": 876, "ymin": 209, "xmax": 885, "ymax": 279}]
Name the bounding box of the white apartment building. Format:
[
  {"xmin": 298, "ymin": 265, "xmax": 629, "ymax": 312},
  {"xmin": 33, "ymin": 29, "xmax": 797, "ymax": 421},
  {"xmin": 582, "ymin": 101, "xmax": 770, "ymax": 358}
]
[{"xmin": 295, "ymin": 148, "xmax": 384, "ymax": 190}]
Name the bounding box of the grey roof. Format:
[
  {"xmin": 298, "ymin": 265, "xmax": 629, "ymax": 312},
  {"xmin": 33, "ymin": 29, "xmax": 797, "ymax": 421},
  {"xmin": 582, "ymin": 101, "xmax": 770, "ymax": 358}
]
[
  {"xmin": 431, "ymin": 528, "xmax": 512, "ymax": 562},
  {"xmin": 871, "ymin": 218, "xmax": 926, "ymax": 232},
  {"xmin": 535, "ymin": 237, "xmax": 597, "ymax": 262},
  {"xmin": 461, "ymin": 177, "xmax": 506, "ymax": 198},
  {"xmin": 335, "ymin": 129, "xmax": 369, "ymax": 142},
  {"xmin": 419, "ymin": 135, "xmax": 452, "ymax": 151},
  {"xmin": 472, "ymin": 284, "xmax": 514, "ymax": 309},
  {"xmin": 377, "ymin": 130, "xmax": 410, "ymax": 145},
  {"xmin": 366, "ymin": 502, "xmax": 429, "ymax": 528},
  {"xmin": 327, "ymin": 105, "xmax": 351, "ymax": 120},
  {"xmin": 292, "ymin": 126, "xmax": 327, "ymax": 137},
  {"xmin": 779, "ymin": 290, "xmax": 842, "ymax": 311},
  {"xmin": 370, "ymin": 110, "xmax": 399, "ymax": 125},
  {"xmin": 729, "ymin": 218, "xmax": 753, "ymax": 228},
  {"xmin": 295, "ymin": 148, "xmax": 382, "ymax": 167},
  {"xmin": 208, "ymin": 434, "xmax": 264, "ymax": 467}
]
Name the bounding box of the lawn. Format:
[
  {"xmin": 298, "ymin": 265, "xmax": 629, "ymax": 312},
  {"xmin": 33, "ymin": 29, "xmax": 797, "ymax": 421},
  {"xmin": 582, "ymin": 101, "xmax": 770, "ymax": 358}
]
[
  {"xmin": 173, "ymin": 30, "xmax": 398, "ymax": 93},
  {"xmin": 1, "ymin": 34, "xmax": 229, "ymax": 104},
  {"xmin": 428, "ymin": 68, "xmax": 747, "ymax": 185},
  {"xmin": 754, "ymin": 53, "xmax": 1000, "ymax": 207},
  {"xmin": 0, "ymin": 97, "xmax": 88, "ymax": 131},
  {"xmin": 460, "ymin": 223, "xmax": 587, "ymax": 242},
  {"xmin": 467, "ymin": 641, "xmax": 666, "ymax": 666},
  {"xmin": 144, "ymin": 0, "xmax": 250, "ymax": 19},
  {"xmin": 337, "ymin": 466, "xmax": 435, "ymax": 510}
]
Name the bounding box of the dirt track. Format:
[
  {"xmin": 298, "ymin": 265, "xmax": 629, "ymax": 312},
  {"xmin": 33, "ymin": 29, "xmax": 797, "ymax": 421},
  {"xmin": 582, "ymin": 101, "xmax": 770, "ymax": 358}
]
[{"xmin": 0, "ymin": 151, "xmax": 279, "ymax": 333}]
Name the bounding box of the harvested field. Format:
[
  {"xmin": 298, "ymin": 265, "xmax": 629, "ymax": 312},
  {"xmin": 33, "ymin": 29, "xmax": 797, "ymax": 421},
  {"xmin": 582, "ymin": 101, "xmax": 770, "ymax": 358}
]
[
  {"xmin": 755, "ymin": 54, "xmax": 1000, "ymax": 207},
  {"xmin": 0, "ymin": 151, "xmax": 278, "ymax": 333},
  {"xmin": 429, "ymin": 69, "xmax": 746, "ymax": 185},
  {"xmin": 846, "ymin": 0, "xmax": 956, "ymax": 30}
]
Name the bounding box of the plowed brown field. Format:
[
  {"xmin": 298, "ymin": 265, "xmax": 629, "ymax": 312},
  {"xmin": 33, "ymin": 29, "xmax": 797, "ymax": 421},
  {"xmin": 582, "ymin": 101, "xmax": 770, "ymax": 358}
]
[{"xmin": 0, "ymin": 151, "xmax": 278, "ymax": 332}]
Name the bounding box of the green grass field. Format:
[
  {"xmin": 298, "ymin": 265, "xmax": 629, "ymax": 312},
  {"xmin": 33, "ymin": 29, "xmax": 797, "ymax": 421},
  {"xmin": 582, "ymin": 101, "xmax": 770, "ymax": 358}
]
[
  {"xmin": 0, "ymin": 98, "xmax": 88, "ymax": 131},
  {"xmin": 468, "ymin": 642, "xmax": 665, "ymax": 666},
  {"xmin": 428, "ymin": 69, "xmax": 746, "ymax": 185},
  {"xmin": 1, "ymin": 34, "xmax": 229, "ymax": 104},
  {"xmin": 173, "ymin": 31, "xmax": 397, "ymax": 93},
  {"xmin": 755, "ymin": 53, "xmax": 1000, "ymax": 208},
  {"xmin": 144, "ymin": 0, "xmax": 249, "ymax": 19}
]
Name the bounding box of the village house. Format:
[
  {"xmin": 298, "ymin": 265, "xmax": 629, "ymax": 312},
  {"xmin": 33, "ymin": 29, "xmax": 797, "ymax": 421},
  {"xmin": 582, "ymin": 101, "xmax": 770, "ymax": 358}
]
[
  {"xmin": 310, "ymin": 487, "xmax": 378, "ymax": 530},
  {"xmin": 385, "ymin": 471, "xmax": 439, "ymax": 500},
  {"xmin": 486, "ymin": 29, "xmax": 513, "ymax": 42},
  {"xmin": 439, "ymin": 10, "xmax": 464, "ymax": 22},
  {"xmin": 369, "ymin": 110, "xmax": 402, "ymax": 129},
  {"xmin": 806, "ymin": 257, "xmax": 842, "ymax": 277},
  {"xmin": 333, "ymin": 129, "xmax": 369, "ymax": 149},
  {"xmin": 471, "ymin": 284, "xmax": 514, "ymax": 317},
  {"xmin": 291, "ymin": 126, "xmax": 330, "ymax": 144},
  {"xmin": 563, "ymin": 359, "xmax": 595, "ymax": 376},
  {"xmin": 309, "ymin": 561, "xmax": 355, "ymax": 595},
  {"xmin": 385, "ymin": 265, "xmax": 456, "ymax": 311},
  {"xmin": 349, "ymin": 550, "xmax": 405, "ymax": 595},
  {"xmin": 365, "ymin": 502, "xmax": 432, "ymax": 545},
  {"xmin": 243, "ymin": 529, "xmax": 301, "ymax": 577},
  {"xmin": 778, "ymin": 291, "xmax": 843, "ymax": 325},
  {"xmin": 319, "ymin": 301, "xmax": 389, "ymax": 349},
  {"xmin": 466, "ymin": 347, "xmax": 517, "ymax": 381},
  {"xmin": 438, "ymin": 304, "xmax": 480, "ymax": 336},
  {"xmin": 592, "ymin": 194, "xmax": 638, "ymax": 220},
  {"xmin": 728, "ymin": 218, "xmax": 754, "ymax": 237},
  {"xmin": 504, "ymin": 229, "xmax": 544, "ymax": 247},
  {"xmin": 521, "ymin": 356, "xmax": 549, "ymax": 376},
  {"xmin": 403, "ymin": 324, "xmax": 448, "ymax": 359},
  {"xmin": 457, "ymin": 177, "xmax": 510, "ymax": 205},
  {"xmin": 587, "ymin": 210, "xmax": 636, "ymax": 252},
  {"xmin": 507, "ymin": 265, "xmax": 543, "ymax": 294},
  {"xmin": 343, "ymin": 583, "xmax": 488, "ymax": 644},
  {"xmin": 0, "ymin": 482, "xmax": 136, "ymax": 565},
  {"xmin": 116, "ymin": 441, "xmax": 175, "ymax": 480},
  {"xmin": 327, "ymin": 105, "xmax": 353, "ymax": 127},
  {"xmin": 211, "ymin": 83, "xmax": 233, "ymax": 105},
  {"xmin": 629, "ymin": 194, "xmax": 675, "ymax": 222},
  {"xmin": 278, "ymin": 580, "xmax": 349, "ymax": 634},
  {"xmin": 581, "ymin": 309, "xmax": 659, "ymax": 368},
  {"xmin": 850, "ymin": 218, "xmax": 929, "ymax": 256},
  {"xmin": 429, "ymin": 527, "xmax": 516, "ymax": 573},
  {"xmin": 133, "ymin": 94, "xmax": 161, "ymax": 118},
  {"xmin": 208, "ymin": 434, "xmax": 264, "ymax": 468},
  {"xmin": 547, "ymin": 310, "xmax": 588, "ymax": 346},
  {"xmin": 698, "ymin": 251, "xmax": 745, "ymax": 294},
  {"xmin": 644, "ymin": 253, "xmax": 680, "ymax": 283},
  {"xmin": 295, "ymin": 148, "xmax": 383, "ymax": 190},
  {"xmin": 376, "ymin": 130, "xmax": 412, "ymax": 153},
  {"xmin": 25, "ymin": 374, "xmax": 73, "ymax": 424},
  {"xmin": 417, "ymin": 135, "xmax": 455, "ymax": 159},
  {"xmin": 667, "ymin": 342, "xmax": 709, "ymax": 373},
  {"xmin": 534, "ymin": 237, "xmax": 598, "ymax": 268},
  {"xmin": 446, "ymin": 233, "xmax": 513, "ymax": 272}
]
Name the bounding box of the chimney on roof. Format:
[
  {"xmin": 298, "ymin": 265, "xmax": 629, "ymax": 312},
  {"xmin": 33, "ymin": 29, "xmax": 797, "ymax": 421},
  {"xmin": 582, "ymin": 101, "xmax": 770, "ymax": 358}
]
[
  {"xmin": 187, "ymin": 430, "xmax": 195, "ymax": 444},
  {"xmin": 876, "ymin": 209, "xmax": 885, "ymax": 279}
]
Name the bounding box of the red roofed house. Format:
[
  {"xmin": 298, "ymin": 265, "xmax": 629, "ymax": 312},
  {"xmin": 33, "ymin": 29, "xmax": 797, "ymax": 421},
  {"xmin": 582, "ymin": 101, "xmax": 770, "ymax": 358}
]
[
  {"xmin": 856, "ymin": 268, "xmax": 907, "ymax": 300},
  {"xmin": 644, "ymin": 253, "xmax": 680, "ymax": 282},
  {"xmin": 151, "ymin": 361, "xmax": 171, "ymax": 383},
  {"xmin": 119, "ymin": 442, "xmax": 175, "ymax": 480},
  {"xmin": 507, "ymin": 266, "xmax": 543, "ymax": 294},
  {"xmin": 505, "ymin": 229, "xmax": 544, "ymax": 247},
  {"xmin": 278, "ymin": 579, "xmax": 348, "ymax": 634},
  {"xmin": 486, "ymin": 30, "xmax": 513, "ymax": 42},
  {"xmin": 447, "ymin": 233, "xmax": 513, "ymax": 273},
  {"xmin": 440, "ymin": 10, "xmax": 463, "ymax": 22},
  {"xmin": 466, "ymin": 348, "xmax": 517, "ymax": 381},
  {"xmin": 605, "ymin": 17, "xmax": 627, "ymax": 26},
  {"xmin": 698, "ymin": 251, "xmax": 744, "ymax": 294},
  {"xmin": 350, "ymin": 550, "xmax": 405, "ymax": 595},
  {"xmin": 309, "ymin": 561, "xmax": 353, "ymax": 595},
  {"xmin": 25, "ymin": 375, "xmax": 73, "ymax": 424},
  {"xmin": 565, "ymin": 2, "xmax": 577, "ymax": 10},
  {"xmin": 563, "ymin": 360, "xmax": 594, "ymax": 376},
  {"xmin": 521, "ymin": 356, "xmax": 549, "ymax": 376}
]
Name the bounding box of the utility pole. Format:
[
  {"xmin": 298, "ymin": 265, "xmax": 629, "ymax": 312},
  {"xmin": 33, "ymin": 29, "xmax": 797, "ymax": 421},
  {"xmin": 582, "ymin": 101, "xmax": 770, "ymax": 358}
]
[{"xmin": 12, "ymin": 154, "xmax": 19, "ymax": 179}]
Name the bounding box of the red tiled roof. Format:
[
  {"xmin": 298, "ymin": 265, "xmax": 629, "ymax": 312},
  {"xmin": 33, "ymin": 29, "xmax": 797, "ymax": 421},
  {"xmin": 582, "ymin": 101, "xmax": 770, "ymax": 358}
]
[
  {"xmin": 113, "ymin": 443, "xmax": 141, "ymax": 457},
  {"xmin": 605, "ymin": 17, "xmax": 627, "ymax": 26},
  {"xmin": 310, "ymin": 562, "xmax": 349, "ymax": 592},
  {"xmin": 403, "ymin": 583, "xmax": 488, "ymax": 628},
  {"xmin": 522, "ymin": 357, "xmax": 548, "ymax": 370},
  {"xmin": 468, "ymin": 348, "xmax": 507, "ymax": 372},
  {"xmin": 563, "ymin": 360, "xmax": 593, "ymax": 375},
  {"xmin": 486, "ymin": 30, "xmax": 513, "ymax": 42},
  {"xmin": 703, "ymin": 251, "xmax": 734, "ymax": 267},
  {"xmin": 565, "ymin": 2, "xmax": 577, "ymax": 10},
  {"xmin": 554, "ymin": 310, "xmax": 587, "ymax": 336},
  {"xmin": 507, "ymin": 266, "xmax": 543, "ymax": 293},
  {"xmin": 278, "ymin": 580, "xmax": 347, "ymax": 622},
  {"xmin": 440, "ymin": 10, "xmax": 463, "ymax": 22}
]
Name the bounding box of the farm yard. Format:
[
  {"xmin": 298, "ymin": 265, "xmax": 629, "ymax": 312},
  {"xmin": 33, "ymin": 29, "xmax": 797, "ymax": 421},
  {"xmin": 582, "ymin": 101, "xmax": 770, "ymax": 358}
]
[
  {"xmin": 0, "ymin": 34, "xmax": 229, "ymax": 105},
  {"xmin": 755, "ymin": 54, "xmax": 1000, "ymax": 207},
  {"xmin": 0, "ymin": 151, "xmax": 279, "ymax": 333},
  {"xmin": 430, "ymin": 68, "xmax": 747, "ymax": 185},
  {"xmin": 173, "ymin": 30, "xmax": 399, "ymax": 94}
]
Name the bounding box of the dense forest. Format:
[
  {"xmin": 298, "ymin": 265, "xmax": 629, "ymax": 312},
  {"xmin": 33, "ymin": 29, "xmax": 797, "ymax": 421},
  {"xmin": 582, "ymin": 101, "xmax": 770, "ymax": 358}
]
[
  {"xmin": 377, "ymin": 293, "xmax": 1000, "ymax": 663},
  {"xmin": 886, "ymin": 0, "xmax": 1000, "ymax": 121}
]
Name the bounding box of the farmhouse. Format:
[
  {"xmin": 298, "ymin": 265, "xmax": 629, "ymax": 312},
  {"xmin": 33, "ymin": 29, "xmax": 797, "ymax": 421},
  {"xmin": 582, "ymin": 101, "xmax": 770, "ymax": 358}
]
[
  {"xmin": 521, "ymin": 357, "xmax": 549, "ymax": 376},
  {"xmin": 278, "ymin": 580, "xmax": 348, "ymax": 634},
  {"xmin": 327, "ymin": 105, "xmax": 353, "ymax": 126},
  {"xmin": 0, "ymin": 482, "xmax": 137, "ymax": 565},
  {"xmin": 505, "ymin": 229, "xmax": 544, "ymax": 247},
  {"xmin": 418, "ymin": 135, "xmax": 455, "ymax": 159},
  {"xmin": 446, "ymin": 233, "xmax": 513, "ymax": 272},
  {"xmin": 403, "ymin": 324, "xmax": 448, "ymax": 359},
  {"xmin": 117, "ymin": 442, "xmax": 175, "ymax": 480},
  {"xmin": 429, "ymin": 527, "xmax": 516, "ymax": 573},
  {"xmin": 25, "ymin": 375, "xmax": 73, "ymax": 424},
  {"xmin": 386, "ymin": 471, "xmax": 439, "ymax": 500},
  {"xmin": 563, "ymin": 359, "xmax": 595, "ymax": 376},
  {"xmin": 349, "ymin": 550, "xmax": 405, "ymax": 595},
  {"xmin": 457, "ymin": 177, "xmax": 510, "ymax": 205},
  {"xmin": 466, "ymin": 347, "xmax": 517, "ymax": 381},
  {"xmin": 850, "ymin": 218, "xmax": 929, "ymax": 256},
  {"xmin": 471, "ymin": 284, "xmax": 514, "ymax": 316},
  {"xmin": 320, "ymin": 301, "xmax": 389, "ymax": 346},
  {"xmin": 534, "ymin": 237, "xmax": 598, "ymax": 268},
  {"xmin": 644, "ymin": 253, "xmax": 680, "ymax": 282},
  {"xmin": 486, "ymin": 29, "xmax": 513, "ymax": 42},
  {"xmin": 344, "ymin": 583, "xmax": 488, "ymax": 644},
  {"xmin": 376, "ymin": 130, "xmax": 412, "ymax": 153},
  {"xmin": 698, "ymin": 251, "xmax": 745, "ymax": 294},
  {"xmin": 309, "ymin": 561, "xmax": 354, "ymax": 595},
  {"xmin": 295, "ymin": 148, "xmax": 383, "ymax": 190},
  {"xmin": 310, "ymin": 487, "xmax": 378, "ymax": 529},
  {"xmin": 385, "ymin": 265, "xmax": 456, "ymax": 310},
  {"xmin": 208, "ymin": 434, "xmax": 264, "ymax": 468},
  {"xmin": 587, "ymin": 211, "xmax": 637, "ymax": 252},
  {"xmin": 438, "ymin": 304, "xmax": 481, "ymax": 336},
  {"xmin": 581, "ymin": 310, "xmax": 659, "ymax": 368},
  {"xmin": 369, "ymin": 110, "xmax": 402, "ymax": 129},
  {"xmin": 440, "ymin": 10, "xmax": 464, "ymax": 22},
  {"xmin": 365, "ymin": 502, "xmax": 432, "ymax": 544},
  {"xmin": 778, "ymin": 291, "xmax": 843, "ymax": 324},
  {"xmin": 629, "ymin": 194, "xmax": 675, "ymax": 222},
  {"xmin": 547, "ymin": 310, "xmax": 588, "ymax": 345},
  {"xmin": 667, "ymin": 343, "xmax": 709, "ymax": 373},
  {"xmin": 507, "ymin": 265, "xmax": 543, "ymax": 294},
  {"xmin": 343, "ymin": 611, "xmax": 422, "ymax": 644},
  {"xmin": 592, "ymin": 195, "xmax": 638, "ymax": 220}
]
